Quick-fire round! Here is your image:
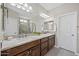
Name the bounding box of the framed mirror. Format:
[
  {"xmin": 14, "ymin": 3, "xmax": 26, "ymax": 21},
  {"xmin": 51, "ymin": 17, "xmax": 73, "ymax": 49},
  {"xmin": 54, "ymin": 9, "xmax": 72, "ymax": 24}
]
[{"xmin": 19, "ymin": 18, "xmax": 30, "ymax": 34}]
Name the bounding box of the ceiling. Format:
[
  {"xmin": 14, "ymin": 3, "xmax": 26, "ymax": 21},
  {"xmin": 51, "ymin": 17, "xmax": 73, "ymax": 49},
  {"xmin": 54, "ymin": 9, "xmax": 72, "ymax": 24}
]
[
  {"xmin": 5, "ymin": 3, "xmax": 64, "ymax": 19},
  {"xmin": 40, "ymin": 3, "xmax": 64, "ymax": 11},
  {"xmin": 6, "ymin": 3, "xmax": 48, "ymax": 19}
]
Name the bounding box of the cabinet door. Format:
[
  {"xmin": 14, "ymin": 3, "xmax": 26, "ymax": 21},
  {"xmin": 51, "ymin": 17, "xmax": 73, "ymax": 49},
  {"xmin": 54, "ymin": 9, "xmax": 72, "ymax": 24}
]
[
  {"xmin": 49, "ymin": 39, "xmax": 53, "ymax": 49},
  {"xmin": 41, "ymin": 37, "xmax": 49, "ymax": 50},
  {"xmin": 41, "ymin": 48, "xmax": 48, "ymax": 56},
  {"xmin": 30, "ymin": 45, "xmax": 40, "ymax": 56},
  {"xmin": 41, "ymin": 41, "xmax": 48, "ymax": 56},
  {"xmin": 41, "ymin": 41, "xmax": 48, "ymax": 50},
  {"xmin": 49, "ymin": 35, "xmax": 55, "ymax": 50},
  {"xmin": 17, "ymin": 50, "xmax": 30, "ymax": 56},
  {"xmin": 40, "ymin": 38, "xmax": 49, "ymax": 56}
]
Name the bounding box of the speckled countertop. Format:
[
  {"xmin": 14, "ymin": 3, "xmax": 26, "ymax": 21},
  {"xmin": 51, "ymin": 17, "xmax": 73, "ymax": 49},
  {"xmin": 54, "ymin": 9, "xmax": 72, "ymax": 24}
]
[{"xmin": 1, "ymin": 33, "xmax": 55, "ymax": 51}]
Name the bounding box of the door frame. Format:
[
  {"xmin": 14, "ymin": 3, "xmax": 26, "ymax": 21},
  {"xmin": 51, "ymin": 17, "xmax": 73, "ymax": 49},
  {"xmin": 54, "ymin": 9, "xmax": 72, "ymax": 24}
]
[{"xmin": 56, "ymin": 12, "xmax": 77, "ymax": 53}]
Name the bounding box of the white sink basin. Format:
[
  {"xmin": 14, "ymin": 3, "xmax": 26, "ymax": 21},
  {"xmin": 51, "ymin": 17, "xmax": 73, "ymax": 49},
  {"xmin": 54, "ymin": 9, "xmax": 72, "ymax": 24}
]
[
  {"xmin": 1, "ymin": 33, "xmax": 54, "ymax": 51},
  {"xmin": 2, "ymin": 36, "xmax": 37, "ymax": 49}
]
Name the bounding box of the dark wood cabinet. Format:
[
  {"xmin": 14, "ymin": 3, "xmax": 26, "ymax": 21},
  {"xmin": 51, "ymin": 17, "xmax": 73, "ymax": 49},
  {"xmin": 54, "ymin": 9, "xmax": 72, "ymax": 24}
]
[
  {"xmin": 41, "ymin": 41, "xmax": 48, "ymax": 50},
  {"xmin": 17, "ymin": 45, "xmax": 40, "ymax": 56},
  {"xmin": 1, "ymin": 50, "xmax": 9, "ymax": 56},
  {"xmin": 1, "ymin": 40, "xmax": 40, "ymax": 56},
  {"xmin": 16, "ymin": 50, "xmax": 30, "ymax": 56},
  {"xmin": 1, "ymin": 35, "xmax": 55, "ymax": 56},
  {"xmin": 48, "ymin": 35, "xmax": 55, "ymax": 50},
  {"xmin": 17, "ymin": 45, "xmax": 41, "ymax": 56},
  {"xmin": 40, "ymin": 37, "xmax": 49, "ymax": 56},
  {"xmin": 30, "ymin": 45, "xmax": 40, "ymax": 56},
  {"xmin": 41, "ymin": 48, "xmax": 48, "ymax": 56}
]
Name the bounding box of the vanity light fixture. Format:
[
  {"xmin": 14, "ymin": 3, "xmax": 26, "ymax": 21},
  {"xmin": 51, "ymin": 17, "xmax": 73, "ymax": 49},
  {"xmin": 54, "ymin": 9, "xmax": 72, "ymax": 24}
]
[
  {"xmin": 20, "ymin": 19, "xmax": 24, "ymax": 22},
  {"xmin": 24, "ymin": 20, "xmax": 27, "ymax": 23},
  {"xmin": 40, "ymin": 13, "xmax": 50, "ymax": 19},
  {"xmin": 24, "ymin": 4, "xmax": 28, "ymax": 7},
  {"xmin": 10, "ymin": 3, "xmax": 16, "ymax": 6},
  {"xmin": 10, "ymin": 3, "xmax": 32, "ymax": 12},
  {"xmin": 19, "ymin": 3, "xmax": 23, "ymax": 5},
  {"xmin": 20, "ymin": 19, "xmax": 27, "ymax": 23},
  {"xmin": 16, "ymin": 4, "xmax": 21, "ymax": 8}
]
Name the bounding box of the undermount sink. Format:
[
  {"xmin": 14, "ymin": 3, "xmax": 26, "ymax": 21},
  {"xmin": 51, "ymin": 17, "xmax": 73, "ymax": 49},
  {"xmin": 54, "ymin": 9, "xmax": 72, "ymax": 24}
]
[
  {"xmin": 2, "ymin": 36, "xmax": 36, "ymax": 47},
  {"xmin": 1, "ymin": 33, "xmax": 54, "ymax": 51}
]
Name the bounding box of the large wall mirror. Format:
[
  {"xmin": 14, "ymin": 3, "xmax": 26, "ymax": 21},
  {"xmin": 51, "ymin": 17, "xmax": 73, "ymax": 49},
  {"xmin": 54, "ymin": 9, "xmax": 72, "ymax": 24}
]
[
  {"xmin": 43, "ymin": 21, "xmax": 56, "ymax": 33},
  {"xmin": 19, "ymin": 18, "xmax": 36, "ymax": 35},
  {"xmin": 19, "ymin": 18, "xmax": 30, "ymax": 34}
]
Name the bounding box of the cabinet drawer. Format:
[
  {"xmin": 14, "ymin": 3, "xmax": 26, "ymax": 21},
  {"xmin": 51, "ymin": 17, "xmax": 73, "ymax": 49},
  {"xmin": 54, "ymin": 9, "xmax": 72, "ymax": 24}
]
[
  {"xmin": 48, "ymin": 36, "xmax": 55, "ymax": 50},
  {"xmin": 17, "ymin": 50, "xmax": 30, "ymax": 56},
  {"xmin": 41, "ymin": 37, "xmax": 48, "ymax": 43},
  {"xmin": 2, "ymin": 40, "xmax": 40, "ymax": 56}
]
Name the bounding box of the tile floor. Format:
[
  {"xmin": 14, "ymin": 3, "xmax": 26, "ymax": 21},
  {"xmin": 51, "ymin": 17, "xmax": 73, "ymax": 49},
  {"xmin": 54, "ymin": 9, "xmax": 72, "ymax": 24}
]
[{"xmin": 45, "ymin": 47, "xmax": 76, "ymax": 56}]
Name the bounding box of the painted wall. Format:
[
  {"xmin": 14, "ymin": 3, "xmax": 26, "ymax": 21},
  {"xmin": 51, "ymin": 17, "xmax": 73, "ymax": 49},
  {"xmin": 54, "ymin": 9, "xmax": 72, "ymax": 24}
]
[
  {"xmin": 0, "ymin": 6, "xmax": 3, "ymax": 41},
  {"xmin": 0, "ymin": 7, "xmax": 3, "ymax": 33},
  {"xmin": 4, "ymin": 9, "xmax": 19, "ymax": 36},
  {"xmin": 48, "ymin": 3, "xmax": 79, "ymax": 16},
  {"xmin": 77, "ymin": 12, "xmax": 79, "ymax": 53}
]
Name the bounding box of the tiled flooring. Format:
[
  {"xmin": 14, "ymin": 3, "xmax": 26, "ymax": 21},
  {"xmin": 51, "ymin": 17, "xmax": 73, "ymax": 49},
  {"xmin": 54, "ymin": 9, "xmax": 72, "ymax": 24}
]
[{"xmin": 45, "ymin": 47, "xmax": 76, "ymax": 56}]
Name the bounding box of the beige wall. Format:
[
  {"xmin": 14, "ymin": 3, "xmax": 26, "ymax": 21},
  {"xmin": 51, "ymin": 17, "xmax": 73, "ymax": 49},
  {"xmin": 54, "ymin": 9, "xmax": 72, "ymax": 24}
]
[{"xmin": 48, "ymin": 3, "xmax": 79, "ymax": 54}]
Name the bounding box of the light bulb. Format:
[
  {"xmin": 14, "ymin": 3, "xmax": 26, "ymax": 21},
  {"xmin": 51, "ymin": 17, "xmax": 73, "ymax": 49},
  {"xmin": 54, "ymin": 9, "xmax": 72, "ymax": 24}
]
[
  {"xmin": 22, "ymin": 7, "xmax": 26, "ymax": 10},
  {"xmin": 10, "ymin": 3, "xmax": 16, "ymax": 6},
  {"xmin": 24, "ymin": 4, "xmax": 28, "ymax": 7},
  {"xmin": 27, "ymin": 10, "xmax": 30, "ymax": 12},
  {"xmin": 19, "ymin": 3, "xmax": 23, "ymax": 5},
  {"xmin": 17, "ymin": 5, "xmax": 21, "ymax": 8},
  {"xmin": 24, "ymin": 20, "xmax": 27, "ymax": 23},
  {"xmin": 29, "ymin": 6, "xmax": 32, "ymax": 10}
]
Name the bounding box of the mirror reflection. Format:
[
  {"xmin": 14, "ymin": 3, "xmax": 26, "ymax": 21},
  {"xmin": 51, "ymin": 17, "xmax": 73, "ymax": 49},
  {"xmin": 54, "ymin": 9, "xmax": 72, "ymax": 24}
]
[{"xmin": 1, "ymin": 3, "xmax": 56, "ymax": 41}]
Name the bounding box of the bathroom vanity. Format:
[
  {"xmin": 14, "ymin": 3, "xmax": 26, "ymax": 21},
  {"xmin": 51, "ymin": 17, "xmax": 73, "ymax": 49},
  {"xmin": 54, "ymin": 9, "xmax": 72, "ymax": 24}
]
[{"xmin": 1, "ymin": 33, "xmax": 55, "ymax": 56}]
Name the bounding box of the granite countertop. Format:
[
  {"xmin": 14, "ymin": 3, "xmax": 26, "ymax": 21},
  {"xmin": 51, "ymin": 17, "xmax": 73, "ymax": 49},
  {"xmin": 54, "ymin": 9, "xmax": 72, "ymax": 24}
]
[{"xmin": 1, "ymin": 33, "xmax": 55, "ymax": 51}]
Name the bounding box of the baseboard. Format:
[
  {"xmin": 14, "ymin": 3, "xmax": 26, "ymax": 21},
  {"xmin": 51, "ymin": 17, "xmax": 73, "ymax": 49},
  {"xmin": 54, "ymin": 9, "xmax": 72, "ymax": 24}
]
[
  {"xmin": 55, "ymin": 45, "xmax": 79, "ymax": 56},
  {"xmin": 75, "ymin": 52, "xmax": 79, "ymax": 56},
  {"xmin": 54, "ymin": 45, "xmax": 60, "ymax": 48}
]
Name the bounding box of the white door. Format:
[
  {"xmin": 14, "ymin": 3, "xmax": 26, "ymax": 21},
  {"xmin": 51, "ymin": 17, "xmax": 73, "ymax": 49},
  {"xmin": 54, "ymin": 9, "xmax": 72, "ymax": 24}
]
[{"xmin": 58, "ymin": 12, "xmax": 77, "ymax": 52}]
